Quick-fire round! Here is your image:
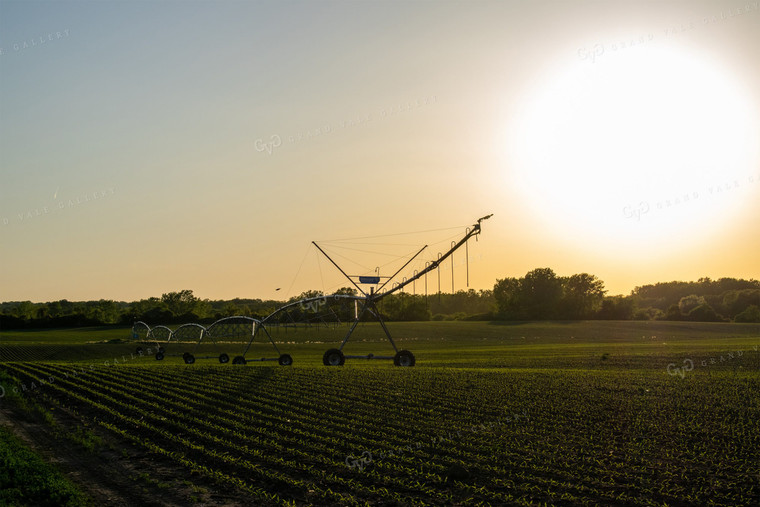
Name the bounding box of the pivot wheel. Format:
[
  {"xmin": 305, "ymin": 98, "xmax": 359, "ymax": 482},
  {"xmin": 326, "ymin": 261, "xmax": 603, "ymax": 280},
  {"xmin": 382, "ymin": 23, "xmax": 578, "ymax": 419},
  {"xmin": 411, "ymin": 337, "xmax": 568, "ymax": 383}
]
[
  {"xmin": 182, "ymin": 353, "xmax": 196, "ymax": 365},
  {"xmin": 155, "ymin": 352, "xmax": 165, "ymax": 361},
  {"xmin": 219, "ymin": 353, "xmax": 230, "ymax": 364},
  {"xmin": 136, "ymin": 346, "xmax": 143, "ymax": 355},
  {"xmin": 158, "ymin": 346, "xmax": 165, "ymax": 354},
  {"xmin": 232, "ymin": 356, "xmax": 247, "ymax": 365},
  {"xmin": 323, "ymin": 348, "xmax": 345, "ymax": 366},
  {"xmin": 394, "ymin": 350, "xmax": 416, "ymax": 367},
  {"xmin": 278, "ymin": 354, "xmax": 293, "ymax": 366}
]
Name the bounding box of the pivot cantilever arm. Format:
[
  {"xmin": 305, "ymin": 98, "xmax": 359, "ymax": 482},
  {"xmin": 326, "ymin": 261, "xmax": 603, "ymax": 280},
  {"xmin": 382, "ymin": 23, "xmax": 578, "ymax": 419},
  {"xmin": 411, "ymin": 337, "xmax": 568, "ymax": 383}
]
[{"xmin": 373, "ymin": 214, "xmax": 492, "ymax": 301}]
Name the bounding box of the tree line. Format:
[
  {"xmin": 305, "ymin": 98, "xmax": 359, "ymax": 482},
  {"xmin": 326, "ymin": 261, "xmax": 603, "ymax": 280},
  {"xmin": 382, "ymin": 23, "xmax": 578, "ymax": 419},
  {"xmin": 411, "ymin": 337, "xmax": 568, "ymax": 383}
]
[
  {"xmin": 1, "ymin": 271, "xmax": 758, "ymax": 329},
  {"xmin": 493, "ymin": 269, "xmax": 759, "ymax": 323}
]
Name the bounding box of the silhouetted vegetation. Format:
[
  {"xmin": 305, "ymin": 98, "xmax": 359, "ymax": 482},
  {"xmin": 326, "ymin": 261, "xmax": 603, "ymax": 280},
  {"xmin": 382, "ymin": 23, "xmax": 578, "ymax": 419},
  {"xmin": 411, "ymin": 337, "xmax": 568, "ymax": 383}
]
[
  {"xmin": 494, "ymin": 269, "xmax": 606, "ymax": 320},
  {"xmin": 1, "ymin": 274, "xmax": 758, "ymax": 329}
]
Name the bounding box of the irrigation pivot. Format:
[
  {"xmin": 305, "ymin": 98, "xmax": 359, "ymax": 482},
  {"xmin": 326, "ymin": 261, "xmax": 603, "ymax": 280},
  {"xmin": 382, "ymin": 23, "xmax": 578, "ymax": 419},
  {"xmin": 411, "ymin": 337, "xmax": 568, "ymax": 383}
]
[
  {"xmin": 216, "ymin": 316, "xmax": 293, "ymax": 366},
  {"xmin": 132, "ymin": 317, "xmax": 292, "ymax": 366},
  {"xmin": 126, "ymin": 215, "xmax": 491, "ymax": 367},
  {"xmin": 313, "ymin": 214, "xmax": 492, "ymax": 367},
  {"xmin": 131, "ymin": 321, "xmax": 171, "ymax": 357}
]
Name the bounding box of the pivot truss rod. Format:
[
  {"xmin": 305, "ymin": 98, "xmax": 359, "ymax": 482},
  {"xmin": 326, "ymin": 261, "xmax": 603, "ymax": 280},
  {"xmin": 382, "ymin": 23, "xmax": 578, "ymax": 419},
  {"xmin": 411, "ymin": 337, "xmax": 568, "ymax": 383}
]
[
  {"xmin": 375, "ymin": 214, "xmax": 492, "ymax": 300},
  {"xmin": 313, "ymin": 214, "xmax": 492, "ymax": 302}
]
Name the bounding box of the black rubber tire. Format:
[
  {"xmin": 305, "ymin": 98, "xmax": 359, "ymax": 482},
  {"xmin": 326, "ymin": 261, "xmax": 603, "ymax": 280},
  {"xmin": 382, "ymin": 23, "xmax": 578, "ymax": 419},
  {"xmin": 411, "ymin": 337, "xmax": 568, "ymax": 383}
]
[
  {"xmin": 232, "ymin": 356, "xmax": 247, "ymax": 365},
  {"xmin": 136, "ymin": 346, "xmax": 143, "ymax": 355},
  {"xmin": 183, "ymin": 353, "xmax": 195, "ymax": 365},
  {"xmin": 219, "ymin": 353, "xmax": 230, "ymax": 364},
  {"xmin": 278, "ymin": 354, "xmax": 293, "ymax": 366},
  {"xmin": 323, "ymin": 348, "xmax": 345, "ymax": 366},
  {"xmin": 393, "ymin": 350, "xmax": 416, "ymax": 367},
  {"xmin": 158, "ymin": 346, "xmax": 165, "ymax": 354},
  {"xmin": 155, "ymin": 352, "xmax": 164, "ymax": 361}
]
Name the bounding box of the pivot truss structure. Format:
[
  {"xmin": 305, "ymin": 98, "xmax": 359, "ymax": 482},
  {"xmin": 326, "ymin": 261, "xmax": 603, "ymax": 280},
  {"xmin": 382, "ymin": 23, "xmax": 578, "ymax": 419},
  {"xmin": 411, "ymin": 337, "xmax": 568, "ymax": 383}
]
[
  {"xmin": 310, "ymin": 213, "xmax": 492, "ymax": 367},
  {"xmin": 130, "ymin": 318, "xmax": 292, "ymax": 366},
  {"xmin": 129, "ymin": 214, "xmax": 491, "ymax": 367}
]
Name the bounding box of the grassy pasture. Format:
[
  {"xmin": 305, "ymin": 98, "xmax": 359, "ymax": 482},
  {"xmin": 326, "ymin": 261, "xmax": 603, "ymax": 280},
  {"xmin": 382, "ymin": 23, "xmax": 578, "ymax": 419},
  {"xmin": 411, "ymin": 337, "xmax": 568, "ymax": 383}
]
[{"xmin": 1, "ymin": 320, "xmax": 758, "ymax": 370}]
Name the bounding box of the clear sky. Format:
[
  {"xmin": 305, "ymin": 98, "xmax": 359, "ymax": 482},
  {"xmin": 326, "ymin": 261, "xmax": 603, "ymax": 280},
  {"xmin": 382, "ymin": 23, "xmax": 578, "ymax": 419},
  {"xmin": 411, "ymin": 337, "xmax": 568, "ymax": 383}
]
[{"xmin": 1, "ymin": 0, "xmax": 758, "ymax": 303}]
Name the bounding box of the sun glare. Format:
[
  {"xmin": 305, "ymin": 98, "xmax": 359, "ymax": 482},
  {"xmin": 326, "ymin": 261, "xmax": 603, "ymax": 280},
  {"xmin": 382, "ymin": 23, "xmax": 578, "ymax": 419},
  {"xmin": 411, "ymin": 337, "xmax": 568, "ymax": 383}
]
[{"xmin": 505, "ymin": 44, "xmax": 759, "ymax": 249}]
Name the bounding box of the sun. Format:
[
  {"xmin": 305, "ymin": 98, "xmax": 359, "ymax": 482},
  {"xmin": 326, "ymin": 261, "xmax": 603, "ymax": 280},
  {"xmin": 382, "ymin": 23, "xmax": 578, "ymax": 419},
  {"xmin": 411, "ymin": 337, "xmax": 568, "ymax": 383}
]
[{"xmin": 504, "ymin": 44, "xmax": 759, "ymax": 249}]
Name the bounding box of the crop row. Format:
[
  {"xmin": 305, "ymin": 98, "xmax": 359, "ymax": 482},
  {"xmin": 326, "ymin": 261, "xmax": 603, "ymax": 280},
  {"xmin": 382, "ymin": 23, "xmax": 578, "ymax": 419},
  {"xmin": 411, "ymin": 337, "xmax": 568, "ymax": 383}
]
[{"xmin": 2, "ymin": 362, "xmax": 758, "ymax": 506}]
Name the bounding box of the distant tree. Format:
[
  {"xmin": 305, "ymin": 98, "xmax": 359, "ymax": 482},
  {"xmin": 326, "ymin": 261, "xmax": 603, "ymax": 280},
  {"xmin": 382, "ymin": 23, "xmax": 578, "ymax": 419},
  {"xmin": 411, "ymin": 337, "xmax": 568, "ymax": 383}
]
[
  {"xmin": 0, "ymin": 314, "xmax": 26, "ymax": 329},
  {"xmin": 597, "ymin": 296, "xmax": 635, "ymax": 320},
  {"xmin": 221, "ymin": 302, "xmax": 243, "ymax": 317},
  {"xmin": 85, "ymin": 300, "xmax": 120, "ymax": 324},
  {"xmin": 35, "ymin": 305, "xmax": 50, "ymax": 320},
  {"xmin": 289, "ymin": 290, "xmax": 325, "ymax": 303},
  {"xmin": 710, "ymin": 277, "xmax": 760, "ymax": 294},
  {"xmin": 722, "ymin": 289, "xmax": 760, "ymax": 319},
  {"xmin": 520, "ymin": 268, "xmax": 564, "ymax": 319},
  {"xmin": 124, "ymin": 297, "xmax": 159, "ymax": 322},
  {"xmin": 47, "ymin": 300, "xmax": 66, "ymax": 318},
  {"xmin": 734, "ymin": 304, "xmax": 760, "ymax": 323},
  {"xmin": 632, "ymin": 278, "xmax": 759, "ymax": 311},
  {"xmin": 704, "ymin": 294, "xmax": 727, "ymax": 317},
  {"xmin": 184, "ymin": 298, "xmax": 212, "ymax": 321},
  {"xmin": 493, "ymin": 276, "xmax": 522, "ymax": 318},
  {"xmin": 496, "ymin": 269, "xmax": 605, "ymax": 320},
  {"xmin": 687, "ymin": 304, "xmax": 724, "ymax": 322},
  {"xmin": 678, "ymin": 295, "xmax": 706, "ymax": 315},
  {"xmin": 141, "ymin": 306, "xmax": 173, "ymax": 324},
  {"xmin": 332, "ymin": 287, "xmax": 358, "ymax": 296},
  {"xmin": 560, "ymin": 273, "xmax": 606, "ymax": 319},
  {"xmin": 381, "ymin": 293, "xmax": 430, "ymax": 321},
  {"xmin": 663, "ymin": 304, "xmax": 683, "ymax": 321},
  {"xmin": 161, "ymin": 290, "xmax": 202, "ymax": 317},
  {"xmin": 632, "ymin": 307, "xmax": 663, "ymax": 320},
  {"xmin": 11, "ymin": 301, "xmax": 35, "ymax": 320},
  {"xmin": 3, "ymin": 274, "xmax": 757, "ymax": 329},
  {"xmin": 428, "ymin": 289, "xmax": 496, "ymax": 317}
]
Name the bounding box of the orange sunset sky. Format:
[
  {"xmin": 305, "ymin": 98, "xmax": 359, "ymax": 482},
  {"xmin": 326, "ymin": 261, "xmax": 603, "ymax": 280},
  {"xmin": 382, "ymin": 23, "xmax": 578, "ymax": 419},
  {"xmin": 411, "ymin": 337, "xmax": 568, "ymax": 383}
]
[{"xmin": 1, "ymin": 0, "xmax": 758, "ymax": 303}]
